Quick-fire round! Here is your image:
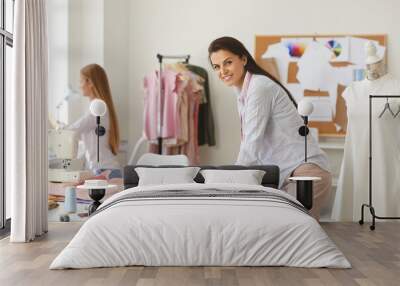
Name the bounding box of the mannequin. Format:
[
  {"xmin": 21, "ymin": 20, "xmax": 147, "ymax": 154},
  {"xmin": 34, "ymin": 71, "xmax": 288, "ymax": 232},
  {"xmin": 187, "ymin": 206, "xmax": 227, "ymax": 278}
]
[
  {"xmin": 365, "ymin": 40, "xmax": 387, "ymax": 80},
  {"xmin": 366, "ymin": 60, "xmax": 386, "ymax": 81},
  {"xmin": 332, "ymin": 41, "xmax": 400, "ymax": 221}
]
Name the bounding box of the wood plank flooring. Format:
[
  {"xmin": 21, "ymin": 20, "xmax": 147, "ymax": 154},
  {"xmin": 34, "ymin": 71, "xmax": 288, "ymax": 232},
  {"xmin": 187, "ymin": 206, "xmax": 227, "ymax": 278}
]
[{"xmin": 0, "ymin": 222, "xmax": 399, "ymax": 286}]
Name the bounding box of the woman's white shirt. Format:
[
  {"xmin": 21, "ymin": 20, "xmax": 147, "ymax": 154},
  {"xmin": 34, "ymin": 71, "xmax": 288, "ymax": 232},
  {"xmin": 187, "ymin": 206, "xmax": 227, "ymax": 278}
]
[
  {"xmin": 66, "ymin": 111, "xmax": 120, "ymax": 172},
  {"xmin": 235, "ymin": 73, "xmax": 329, "ymax": 188}
]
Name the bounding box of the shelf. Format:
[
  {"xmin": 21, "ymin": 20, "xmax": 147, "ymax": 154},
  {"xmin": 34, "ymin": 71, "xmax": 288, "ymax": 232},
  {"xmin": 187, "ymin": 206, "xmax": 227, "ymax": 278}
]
[{"xmin": 319, "ymin": 142, "xmax": 344, "ymax": 150}]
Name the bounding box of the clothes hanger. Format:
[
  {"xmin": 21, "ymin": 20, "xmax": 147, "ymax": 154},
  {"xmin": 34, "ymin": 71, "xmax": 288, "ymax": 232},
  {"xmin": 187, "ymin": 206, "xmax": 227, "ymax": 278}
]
[
  {"xmin": 378, "ymin": 97, "xmax": 395, "ymax": 118},
  {"xmin": 393, "ymin": 104, "xmax": 400, "ymax": 118}
]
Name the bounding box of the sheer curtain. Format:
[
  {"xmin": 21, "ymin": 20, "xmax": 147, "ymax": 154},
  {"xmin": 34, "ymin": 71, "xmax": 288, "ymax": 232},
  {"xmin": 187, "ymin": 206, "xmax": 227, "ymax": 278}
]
[{"xmin": 10, "ymin": 0, "xmax": 48, "ymax": 242}]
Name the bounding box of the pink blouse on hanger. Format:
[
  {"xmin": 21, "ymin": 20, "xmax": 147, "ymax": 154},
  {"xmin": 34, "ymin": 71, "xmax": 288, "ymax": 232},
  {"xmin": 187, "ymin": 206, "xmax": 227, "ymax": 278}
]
[
  {"xmin": 143, "ymin": 68, "xmax": 203, "ymax": 165},
  {"xmin": 143, "ymin": 69, "xmax": 182, "ymax": 141}
]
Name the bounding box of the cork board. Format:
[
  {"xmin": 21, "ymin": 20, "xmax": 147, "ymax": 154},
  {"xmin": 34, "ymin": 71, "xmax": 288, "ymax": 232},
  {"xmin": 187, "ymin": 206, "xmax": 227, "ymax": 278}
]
[{"xmin": 255, "ymin": 34, "xmax": 387, "ymax": 137}]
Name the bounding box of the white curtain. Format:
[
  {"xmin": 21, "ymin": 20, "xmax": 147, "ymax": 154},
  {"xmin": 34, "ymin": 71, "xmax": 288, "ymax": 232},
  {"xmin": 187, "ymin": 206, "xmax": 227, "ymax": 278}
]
[{"xmin": 10, "ymin": 0, "xmax": 48, "ymax": 242}]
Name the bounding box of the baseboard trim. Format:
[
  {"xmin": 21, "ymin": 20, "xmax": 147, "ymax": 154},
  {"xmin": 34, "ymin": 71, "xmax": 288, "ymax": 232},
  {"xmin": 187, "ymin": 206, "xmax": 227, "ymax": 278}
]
[{"xmin": 0, "ymin": 218, "xmax": 11, "ymax": 239}]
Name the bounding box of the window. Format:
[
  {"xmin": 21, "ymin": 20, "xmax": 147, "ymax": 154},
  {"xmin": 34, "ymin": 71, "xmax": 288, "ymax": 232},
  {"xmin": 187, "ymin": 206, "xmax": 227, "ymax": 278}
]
[
  {"xmin": 0, "ymin": 0, "xmax": 14, "ymax": 235},
  {"xmin": 5, "ymin": 0, "xmax": 13, "ymax": 33}
]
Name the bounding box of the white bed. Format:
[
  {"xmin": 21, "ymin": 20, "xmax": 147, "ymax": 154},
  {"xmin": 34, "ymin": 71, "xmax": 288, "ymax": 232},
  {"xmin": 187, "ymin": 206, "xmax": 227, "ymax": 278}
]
[{"xmin": 50, "ymin": 183, "xmax": 350, "ymax": 269}]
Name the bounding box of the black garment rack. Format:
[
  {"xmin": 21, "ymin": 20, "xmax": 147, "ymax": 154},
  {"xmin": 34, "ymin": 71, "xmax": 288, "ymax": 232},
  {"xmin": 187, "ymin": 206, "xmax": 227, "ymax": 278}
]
[
  {"xmin": 359, "ymin": 94, "xmax": 400, "ymax": 230},
  {"xmin": 156, "ymin": 54, "xmax": 190, "ymax": 154}
]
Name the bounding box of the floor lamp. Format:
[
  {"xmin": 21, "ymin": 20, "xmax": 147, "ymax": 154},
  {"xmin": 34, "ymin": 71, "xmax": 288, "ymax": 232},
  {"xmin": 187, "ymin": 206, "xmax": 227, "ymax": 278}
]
[
  {"xmin": 289, "ymin": 99, "xmax": 320, "ymax": 210},
  {"xmin": 87, "ymin": 99, "xmax": 107, "ymax": 215}
]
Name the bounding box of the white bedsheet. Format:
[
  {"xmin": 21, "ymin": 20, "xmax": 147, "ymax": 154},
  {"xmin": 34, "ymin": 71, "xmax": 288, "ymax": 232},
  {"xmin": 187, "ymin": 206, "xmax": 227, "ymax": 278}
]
[{"xmin": 50, "ymin": 183, "xmax": 350, "ymax": 269}]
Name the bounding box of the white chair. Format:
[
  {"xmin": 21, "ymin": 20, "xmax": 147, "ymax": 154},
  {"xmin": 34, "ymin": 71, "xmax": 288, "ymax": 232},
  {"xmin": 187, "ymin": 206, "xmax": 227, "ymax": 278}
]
[
  {"xmin": 128, "ymin": 135, "xmax": 148, "ymax": 165},
  {"xmin": 137, "ymin": 153, "xmax": 190, "ymax": 166}
]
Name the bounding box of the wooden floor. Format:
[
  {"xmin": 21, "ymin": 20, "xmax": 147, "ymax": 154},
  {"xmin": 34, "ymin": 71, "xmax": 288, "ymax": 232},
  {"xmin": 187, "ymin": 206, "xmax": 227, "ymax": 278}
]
[{"xmin": 0, "ymin": 222, "xmax": 399, "ymax": 286}]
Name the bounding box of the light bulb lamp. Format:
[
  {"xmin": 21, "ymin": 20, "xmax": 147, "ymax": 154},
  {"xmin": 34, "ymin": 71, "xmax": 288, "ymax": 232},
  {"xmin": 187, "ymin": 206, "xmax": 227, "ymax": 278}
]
[
  {"xmin": 297, "ymin": 99, "xmax": 314, "ymax": 163},
  {"xmin": 289, "ymin": 99, "xmax": 320, "ymax": 210},
  {"xmin": 89, "ymin": 99, "xmax": 107, "ymax": 164},
  {"xmin": 87, "ymin": 99, "xmax": 107, "ymax": 215}
]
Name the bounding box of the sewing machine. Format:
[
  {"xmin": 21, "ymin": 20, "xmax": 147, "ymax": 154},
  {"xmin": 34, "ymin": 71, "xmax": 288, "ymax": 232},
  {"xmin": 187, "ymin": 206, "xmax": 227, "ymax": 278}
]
[{"xmin": 48, "ymin": 129, "xmax": 92, "ymax": 183}]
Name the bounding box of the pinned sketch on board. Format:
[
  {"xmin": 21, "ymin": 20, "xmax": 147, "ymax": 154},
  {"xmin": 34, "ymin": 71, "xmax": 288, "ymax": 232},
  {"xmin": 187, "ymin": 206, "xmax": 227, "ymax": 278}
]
[
  {"xmin": 281, "ymin": 38, "xmax": 312, "ymax": 61},
  {"xmin": 317, "ymin": 37, "xmax": 350, "ymax": 62},
  {"xmin": 257, "ymin": 35, "xmax": 386, "ymax": 135}
]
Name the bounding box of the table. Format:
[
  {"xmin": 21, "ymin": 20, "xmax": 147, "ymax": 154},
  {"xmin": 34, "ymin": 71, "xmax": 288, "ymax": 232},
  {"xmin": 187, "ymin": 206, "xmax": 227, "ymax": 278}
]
[
  {"xmin": 288, "ymin": 176, "xmax": 321, "ymax": 210},
  {"xmin": 77, "ymin": 184, "xmax": 117, "ymax": 215}
]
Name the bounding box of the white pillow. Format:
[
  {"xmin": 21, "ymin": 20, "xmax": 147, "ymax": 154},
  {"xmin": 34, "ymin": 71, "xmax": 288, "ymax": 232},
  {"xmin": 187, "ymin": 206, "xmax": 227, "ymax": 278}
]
[
  {"xmin": 135, "ymin": 167, "xmax": 200, "ymax": 186},
  {"xmin": 200, "ymin": 169, "xmax": 266, "ymax": 185}
]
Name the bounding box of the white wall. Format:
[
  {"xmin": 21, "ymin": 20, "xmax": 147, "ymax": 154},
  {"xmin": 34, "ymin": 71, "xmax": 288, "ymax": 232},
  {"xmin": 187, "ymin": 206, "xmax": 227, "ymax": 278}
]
[
  {"xmin": 104, "ymin": 0, "xmax": 130, "ymax": 160},
  {"xmin": 128, "ymin": 0, "xmax": 400, "ymax": 164},
  {"xmin": 47, "ymin": 0, "xmax": 68, "ymax": 124},
  {"xmin": 68, "ymin": 0, "xmax": 104, "ymax": 88},
  {"xmin": 67, "ymin": 0, "xmax": 105, "ymax": 124}
]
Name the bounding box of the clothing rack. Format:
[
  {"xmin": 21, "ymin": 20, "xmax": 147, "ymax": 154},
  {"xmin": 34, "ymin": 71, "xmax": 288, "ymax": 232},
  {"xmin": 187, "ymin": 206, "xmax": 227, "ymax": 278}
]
[
  {"xmin": 359, "ymin": 95, "xmax": 400, "ymax": 230},
  {"xmin": 156, "ymin": 53, "xmax": 190, "ymax": 154}
]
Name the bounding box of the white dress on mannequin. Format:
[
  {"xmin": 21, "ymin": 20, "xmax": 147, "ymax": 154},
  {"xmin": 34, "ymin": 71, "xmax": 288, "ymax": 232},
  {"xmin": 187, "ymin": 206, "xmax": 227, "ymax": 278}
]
[{"xmin": 332, "ymin": 73, "xmax": 400, "ymax": 221}]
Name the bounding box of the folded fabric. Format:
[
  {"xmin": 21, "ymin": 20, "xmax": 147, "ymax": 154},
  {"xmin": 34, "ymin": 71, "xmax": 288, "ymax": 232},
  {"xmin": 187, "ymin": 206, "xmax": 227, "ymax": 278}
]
[{"xmin": 48, "ymin": 200, "xmax": 59, "ymax": 210}]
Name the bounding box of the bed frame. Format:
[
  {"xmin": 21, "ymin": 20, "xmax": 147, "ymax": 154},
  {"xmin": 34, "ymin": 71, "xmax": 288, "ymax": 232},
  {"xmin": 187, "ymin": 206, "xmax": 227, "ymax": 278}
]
[{"xmin": 123, "ymin": 165, "xmax": 280, "ymax": 190}]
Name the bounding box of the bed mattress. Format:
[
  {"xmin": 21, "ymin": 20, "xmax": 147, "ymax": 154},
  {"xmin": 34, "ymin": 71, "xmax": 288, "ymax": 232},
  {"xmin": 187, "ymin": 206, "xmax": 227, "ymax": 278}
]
[{"xmin": 50, "ymin": 183, "xmax": 350, "ymax": 269}]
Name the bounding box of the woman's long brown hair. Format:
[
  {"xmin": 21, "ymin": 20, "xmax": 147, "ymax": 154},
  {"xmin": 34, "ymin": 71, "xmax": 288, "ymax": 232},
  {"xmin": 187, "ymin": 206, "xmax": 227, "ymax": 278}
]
[
  {"xmin": 81, "ymin": 64, "xmax": 120, "ymax": 155},
  {"xmin": 208, "ymin": 36, "xmax": 297, "ymax": 107}
]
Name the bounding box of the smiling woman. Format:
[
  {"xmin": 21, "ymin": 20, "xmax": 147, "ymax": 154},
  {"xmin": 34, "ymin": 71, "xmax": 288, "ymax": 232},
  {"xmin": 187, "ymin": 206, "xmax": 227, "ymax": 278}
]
[
  {"xmin": 209, "ymin": 49, "xmax": 248, "ymax": 88},
  {"xmin": 208, "ymin": 36, "xmax": 297, "ymax": 105},
  {"xmin": 208, "ymin": 36, "xmax": 331, "ymax": 220}
]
